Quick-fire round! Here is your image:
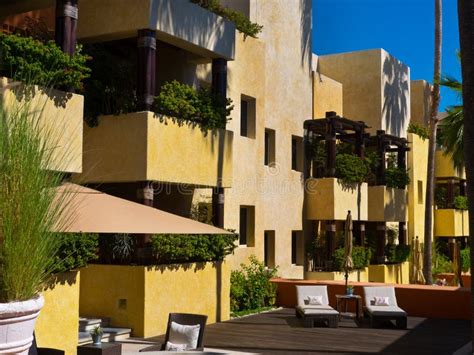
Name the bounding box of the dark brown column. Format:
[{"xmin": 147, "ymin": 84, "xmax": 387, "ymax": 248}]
[
  {"xmin": 376, "ymin": 130, "xmax": 386, "ymax": 185},
  {"xmin": 211, "ymin": 58, "xmax": 227, "ymax": 228},
  {"xmin": 446, "ymin": 179, "xmax": 455, "ymax": 208},
  {"xmin": 136, "ymin": 181, "xmax": 154, "ymax": 262},
  {"xmin": 325, "ymin": 221, "xmax": 336, "ymax": 266},
  {"xmin": 460, "ymin": 179, "xmax": 467, "ymax": 196},
  {"xmin": 55, "ymin": 0, "xmax": 78, "ymax": 55},
  {"xmin": 354, "ymin": 221, "xmax": 366, "ymax": 246},
  {"xmin": 397, "ymin": 141, "xmax": 407, "ymax": 171},
  {"xmin": 325, "ymin": 112, "xmax": 337, "ymax": 177},
  {"xmin": 376, "ymin": 222, "xmax": 386, "ymax": 264},
  {"xmin": 355, "ymin": 128, "xmax": 365, "ymax": 159},
  {"xmin": 398, "ymin": 221, "xmax": 407, "ymax": 245},
  {"xmin": 137, "ymin": 29, "xmax": 156, "ymax": 112}
]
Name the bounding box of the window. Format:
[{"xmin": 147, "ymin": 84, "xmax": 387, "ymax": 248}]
[
  {"xmin": 240, "ymin": 95, "xmax": 256, "ymax": 138},
  {"xmin": 264, "ymin": 231, "xmax": 276, "ymax": 268},
  {"xmin": 291, "ymin": 135, "xmax": 304, "ymax": 172},
  {"xmin": 291, "ymin": 231, "xmax": 304, "ymax": 265},
  {"xmin": 264, "ymin": 128, "xmax": 276, "ymax": 166},
  {"xmin": 418, "ymin": 180, "xmax": 423, "ymax": 204},
  {"xmin": 239, "ymin": 206, "xmax": 255, "ymax": 246}
]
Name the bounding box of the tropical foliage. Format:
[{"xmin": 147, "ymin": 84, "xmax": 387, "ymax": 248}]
[
  {"xmin": 230, "ymin": 256, "xmax": 278, "ymax": 313},
  {"xmin": 384, "ymin": 244, "xmax": 411, "ymax": 263},
  {"xmin": 53, "ymin": 233, "xmax": 99, "ymax": 274},
  {"xmin": 332, "ymin": 247, "xmax": 371, "ymax": 271},
  {"xmin": 454, "ymin": 195, "xmax": 469, "ymax": 210},
  {"xmin": 335, "ymin": 154, "xmax": 369, "ymax": 185},
  {"xmin": 407, "ymin": 122, "xmax": 430, "ymax": 140},
  {"xmin": 190, "ymin": 0, "xmax": 263, "ymax": 38}
]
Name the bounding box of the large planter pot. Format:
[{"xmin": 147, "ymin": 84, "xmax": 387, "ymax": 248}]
[{"xmin": 0, "ymin": 295, "xmax": 44, "ymax": 354}]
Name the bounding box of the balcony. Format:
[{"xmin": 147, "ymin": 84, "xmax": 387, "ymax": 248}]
[
  {"xmin": 305, "ymin": 178, "xmax": 368, "ymax": 221},
  {"xmin": 434, "ymin": 209, "xmax": 469, "ymax": 238},
  {"xmin": 73, "ymin": 112, "xmax": 233, "ymax": 187},
  {"xmin": 367, "ymin": 186, "xmax": 407, "ymax": 222},
  {"xmin": 0, "ymin": 77, "xmax": 83, "ymax": 173},
  {"xmin": 77, "ymin": 0, "xmax": 236, "ymax": 60},
  {"xmin": 435, "ymin": 150, "xmax": 465, "ymax": 179}
]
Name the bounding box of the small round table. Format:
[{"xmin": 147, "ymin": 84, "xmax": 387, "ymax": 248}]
[{"xmin": 336, "ymin": 294, "xmax": 362, "ymax": 320}]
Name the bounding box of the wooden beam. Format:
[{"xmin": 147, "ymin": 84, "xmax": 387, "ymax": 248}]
[{"xmin": 137, "ymin": 29, "xmax": 156, "ymax": 112}]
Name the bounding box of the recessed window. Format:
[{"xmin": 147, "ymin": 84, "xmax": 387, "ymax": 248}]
[
  {"xmin": 291, "ymin": 231, "xmax": 304, "ymax": 265},
  {"xmin": 418, "ymin": 180, "xmax": 423, "ymax": 204},
  {"xmin": 291, "ymin": 135, "xmax": 304, "ymax": 172},
  {"xmin": 239, "ymin": 206, "xmax": 255, "ymax": 246},
  {"xmin": 264, "ymin": 128, "xmax": 276, "ymax": 166},
  {"xmin": 240, "ymin": 95, "xmax": 256, "ymax": 138},
  {"xmin": 264, "ymin": 230, "xmax": 276, "ymax": 268}
]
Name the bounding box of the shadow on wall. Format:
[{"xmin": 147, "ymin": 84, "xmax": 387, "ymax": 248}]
[
  {"xmin": 300, "ymin": 0, "xmax": 312, "ymax": 69},
  {"xmin": 382, "ymin": 54, "xmax": 409, "ymax": 137}
]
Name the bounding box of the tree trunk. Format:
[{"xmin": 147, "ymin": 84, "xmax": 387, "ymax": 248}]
[
  {"xmin": 423, "ymin": 0, "xmax": 442, "ymax": 285},
  {"xmin": 457, "ymin": 0, "xmax": 474, "ymax": 345}
]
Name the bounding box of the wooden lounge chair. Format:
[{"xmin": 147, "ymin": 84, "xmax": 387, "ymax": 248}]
[
  {"xmin": 362, "ymin": 286, "xmax": 407, "ymax": 329},
  {"xmin": 295, "ymin": 285, "xmax": 339, "ymax": 328},
  {"xmin": 140, "ymin": 313, "xmax": 207, "ymax": 352},
  {"xmin": 28, "ymin": 334, "xmax": 65, "ymax": 355}
]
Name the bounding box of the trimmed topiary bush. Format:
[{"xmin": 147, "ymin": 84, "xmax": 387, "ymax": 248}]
[
  {"xmin": 384, "ymin": 244, "xmax": 411, "ymax": 264},
  {"xmin": 454, "ymin": 195, "xmax": 468, "ymax": 210},
  {"xmin": 335, "ymin": 154, "xmax": 368, "ymax": 185},
  {"xmin": 53, "ymin": 233, "xmax": 99, "ymax": 273},
  {"xmin": 333, "ymin": 246, "xmax": 371, "ymax": 271}
]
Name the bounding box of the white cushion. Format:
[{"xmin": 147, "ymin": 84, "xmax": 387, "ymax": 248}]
[
  {"xmin": 168, "ymin": 321, "xmax": 200, "ymax": 350},
  {"xmin": 296, "ymin": 305, "xmax": 339, "ymax": 315},
  {"xmin": 374, "ymin": 296, "xmax": 390, "ymax": 306},
  {"xmin": 165, "ymin": 341, "xmax": 187, "ymax": 351},
  {"xmin": 365, "ymin": 305, "xmax": 407, "ymax": 317},
  {"xmin": 296, "ymin": 286, "xmax": 329, "ymax": 307},
  {"xmin": 363, "ymin": 286, "xmax": 399, "ymax": 307},
  {"xmin": 307, "ymin": 295, "xmax": 323, "ymax": 305}
]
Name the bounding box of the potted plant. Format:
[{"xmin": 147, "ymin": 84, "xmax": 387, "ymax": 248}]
[
  {"xmin": 346, "ymin": 285, "xmax": 355, "ymax": 296},
  {"xmin": 90, "ymin": 326, "xmax": 104, "ymax": 345},
  {"xmin": 0, "ymin": 99, "xmax": 72, "ymax": 353}
]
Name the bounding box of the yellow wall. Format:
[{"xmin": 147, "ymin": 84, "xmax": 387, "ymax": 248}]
[
  {"xmin": 368, "ymin": 262, "xmax": 410, "ymax": 284},
  {"xmin": 36, "ymin": 271, "xmax": 80, "ymax": 355},
  {"xmin": 305, "ymin": 268, "xmax": 368, "ymax": 282},
  {"xmin": 306, "ymin": 178, "xmax": 368, "ymax": 221},
  {"xmin": 410, "ymin": 80, "xmax": 431, "ymax": 127},
  {"xmin": 79, "ymin": 262, "xmax": 230, "ymax": 338},
  {"xmin": 435, "ymin": 150, "xmax": 466, "ymax": 180},
  {"xmin": 318, "ymin": 49, "xmax": 410, "ymax": 137},
  {"xmin": 0, "ymin": 77, "xmax": 83, "ymax": 173},
  {"xmin": 434, "ymin": 209, "xmax": 469, "ymax": 238},
  {"xmin": 74, "ymin": 112, "xmax": 233, "ymax": 188},
  {"xmin": 407, "ymin": 133, "xmax": 429, "ymax": 244},
  {"xmin": 367, "ymin": 186, "xmax": 407, "ymax": 222},
  {"xmin": 313, "ymin": 70, "xmax": 343, "ymax": 118}
]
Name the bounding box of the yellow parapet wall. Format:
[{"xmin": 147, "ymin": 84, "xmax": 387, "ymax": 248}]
[
  {"xmin": 79, "ymin": 262, "xmax": 230, "ymax": 338},
  {"xmin": 35, "ymin": 271, "xmax": 80, "ymax": 355},
  {"xmin": 367, "ymin": 186, "xmax": 407, "ymax": 222},
  {"xmin": 368, "ymin": 262, "xmax": 410, "ymax": 284},
  {"xmin": 0, "ymin": 77, "xmax": 84, "ymax": 174},
  {"xmin": 435, "ymin": 150, "xmax": 466, "ymax": 179},
  {"xmin": 434, "ymin": 209, "xmax": 469, "ymax": 237},
  {"xmin": 74, "ymin": 112, "xmax": 233, "ymax": 188},
  {"xmin": 305, "ymin": 268, "xmax": 368, "ymax": 282}
]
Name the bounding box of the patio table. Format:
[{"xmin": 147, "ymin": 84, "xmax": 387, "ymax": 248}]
[{"xmin": 336, "ymin": 294, "xmax": 362, "ymax": 320}]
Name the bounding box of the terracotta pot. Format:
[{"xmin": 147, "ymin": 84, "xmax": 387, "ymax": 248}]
[{"xmin": 0, "ymin": 295, "xmax": 44, "ymax": 354}]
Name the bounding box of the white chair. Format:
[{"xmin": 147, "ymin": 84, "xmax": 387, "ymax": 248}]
[
  {"xmin": 295, "ymin": 285, "xmax": 339, "ymax": 328},
  {"xmin": 362, "ymin": 286, "xmax": 407, "ymax": 329}
]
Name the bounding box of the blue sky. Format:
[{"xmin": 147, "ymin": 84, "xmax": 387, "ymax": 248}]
[{"xmin": 313, "ymin": 0, "xmax": 461, "ymax": 111}]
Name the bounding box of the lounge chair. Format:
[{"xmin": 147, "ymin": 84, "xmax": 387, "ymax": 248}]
[
  {"xmin": 362, "ymin": 286, "xmax": 407, "ymax": 329},
  {"xmin": 140, "ymin": 313, "xmax": 207, "ymax": 352},
  {"xmin": 295, "ymin": 285, "xmax": 339, "ymax": 328}
]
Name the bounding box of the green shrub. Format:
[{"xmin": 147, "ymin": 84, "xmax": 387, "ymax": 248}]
[
  {"xmin": 154, "ymin": 80, "xmax": 233, "ymax": 130},
  {"xmin": 385, "ymin": 166, "xmax": 410, "ymax": 188},
  {"xmin": 191, "ymin": 0, "xmax": 263, "ymax": 38},
  {"xmin": 332, "ymin": 246, "xmax": 371, "ymax": 271},
  {"xmin": 435, "ymin": 186, "xmax": 448, "ymax": 208},
  {"xmin": 384, "ymin": 244, "xmax": 411, "ymax": 263},
  {"xmin": 461, "ymin": 248, "xmax": 470, "ymax": 273},
  {"xmin": 407, "ymin": 122, "xmax": 430, "ymax": 140},
  {"xmin": 335, "ymin": 154, "xmax": 368, "ymax": 185},
  {"xmin": 230, "ymin": 256, "xmax": 278, "ymax": 312},
  {"xmin": 454, "ymin": 195, "xmax": 468, "ymax": 210},
  {"xmin": 432, "ymin": 249, "xmax": 453, "ymax": 276},
  {"xmin": 53, "ymin": 233, "xmax": 99, "ymax": 273},
  {"xmin": 0, "ymin": 33, "xmax": 90, "ymax": 91},
  {"xmin": 151, "ymin": 233, "xmax": 237, "ymax": 264}
]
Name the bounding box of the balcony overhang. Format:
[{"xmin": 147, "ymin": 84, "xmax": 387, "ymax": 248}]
[
  {"xmin": 367, "ymin": 186, "xmax": 407, "ymax": 222},
  {"xmin": 0, "ymin": 0, "xmax": 54, "ymax": 18},
  {"xmin": 434, "ymin": 209, "xmax": 469, "ymax": 238},
  {"xmin": 77, "ymin": 0, "xmax": 236, "ymax": 60}
]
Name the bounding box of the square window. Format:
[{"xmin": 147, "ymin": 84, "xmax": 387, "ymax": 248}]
[{"xmin": 240, "ymin": 95, "xmax": 256, "ymax": 138}]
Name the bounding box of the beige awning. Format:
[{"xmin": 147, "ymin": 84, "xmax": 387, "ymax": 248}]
[{"xmin": 54, "ymin": 183, "xmax": 230, "ymax": 235}]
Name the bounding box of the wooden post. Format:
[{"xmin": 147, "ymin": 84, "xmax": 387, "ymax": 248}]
[
  {"xmin": 376, "ymin": 130, "xmax": 386, "ymax": 185},
  {"xmin": 55, "ymin": 0, "xmax": 78, "ymax": 55},
  {"xmin": 376, "ymin": 222, "xmax": 386, "ymax": 264},
  {"xmin": 137, "ymin": 29, "xmax": 156, "ymax": 112},
  {"xmin": 355, "ymin": 128, "xmax": 365, "ymax": 159},
  {"xmin": 211, "ymin": 58, "xmax": 227, "ymax": 228},
  {"xmin": 446, "ymin": 179, "xmax": 455, "ymax": 208},
  {"xmin": 325, "ymin": 220, "xmax": 336, "ymax": 268},
  {"xmin": 325, "ymin": 112, "xmax": 337, "ymax": 177},
  {"xmin": 397, "ymin": 140, "xmax": 407, "ymax": 171},
  {"xmin": 460, "ymin": 179, "xmax": 467, "ymax": 196},
  {"xmin": 136, "ymin": 181, "xmax": 154, "ymax": 262},
  {"xmin": 354, "ymin": 221, "xmax": 365, "ymax": 246},
  {"xmin": 398, "ymin": 221, "xmax": 407, "ymax": 245}
]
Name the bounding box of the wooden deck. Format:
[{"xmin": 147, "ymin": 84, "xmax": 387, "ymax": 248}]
[{"xmin": 148, "ymin": 308, "xmax": 470, "ymax": 354}]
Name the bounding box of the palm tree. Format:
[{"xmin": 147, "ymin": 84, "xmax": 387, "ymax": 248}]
[
  {"xmin": 457, "ymin": 0, "xmax": 474, "ymax": 344},
  {"xmin": 423, "ymin": 0, "xmax": 442, "ymax": 285}
]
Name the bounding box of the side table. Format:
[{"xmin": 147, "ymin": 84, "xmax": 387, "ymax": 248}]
[
  {"xmin": 78, "ymin": 343, "xmax": 122, "ymax": 355},
  {"xmin": 335, "ymin": 294, "xmax": 362, "ymax": 320}
]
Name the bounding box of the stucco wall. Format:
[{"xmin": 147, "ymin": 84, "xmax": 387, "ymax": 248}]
[
  {"xmin": 313, "ymin": 72, "xmax": 343, "ymax": 118},
  {"xmin": 79, "ymin": 262, "xmax": 230, "ymax": 338},
  {"xmin": 410, "ymin": 80, "xmax": 431, "ymax": 127},
  {"xmin": 318, "ymin": 49, "xmax": 410, "ymax": 137},
  {"xmin": 435, "ymin": 150, "xmax": 466, "ymax": 179},
  {"xmin": 36, "ymin": 271, "xmax": 80, "ymax": 355},
  {"xmin": 435, "ymin": 209, "xmax": 469, "ymax": 237},
  {"xmin": 367, "ymin": 186, "xmax": 407, "ymax": 222}
]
